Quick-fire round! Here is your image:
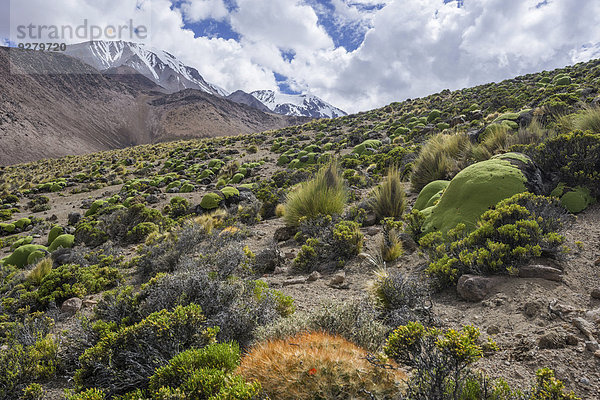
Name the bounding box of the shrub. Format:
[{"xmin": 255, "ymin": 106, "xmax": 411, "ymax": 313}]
[
  {"xmin": 200, "ymin": 193, "xmax": 223, "ymax": 210},
  {"xmin": 284, "ymin": 163, "xmax": 347, "ymax": 227},
  {"xmin": 254, "ymin": 299, "xmax": 389, "ymax": 352},
  {"xmin": 134, "ymin": 269, "xmax": 290, "ymax": 348},
  {"xmin": 27, "ymin": 258, "xmax": 52, "ymax": 285},
  {"xmin": 384, "ymin": 322, "xmax": 490, "ymax": 400},
  {"xmin": 529, "ymin": 130, "xmax": 600, "ymax": 197},
  {"xmin": 238, "ymin": 332, "xmax": 405, "ymax": 400},
  {"xmin": 75, "ymin": 304, "xmax": 217, "ymax": 395},
  {"xmin": 65, "ymin": 388, "xmax": 106, "ymax": 400},
  {"xmin": 147, "ymin": 343, "xmax": 260, "ymax": 399},
  {"xmin": 410, "ymin": 133, "xmax": 473, "ymax": 192},
  {"xmin": 370, "ymin": 167, "xmax": 407, "ymax": 221},
  {"xmin": 4, "ymin": 244, "xmax": 47, "ymax": 268},
  {"xmin": 379, "ymin": 219, "xmax": 404, "ymax": 262},
  {"xmin": 164, "ymin": 196, "xmax": 189, "ymax": 218},
  {"xmin": 126, "ymin": 222, "xmax": 158, "ymax": 244},
  {"xmin": 331, "ymin": 220, "xmax": 363, "ymax": 257},
  {"xmin": 47, "ymin": 225, "xmax": 64, "ymax": 246},
  {"xmin": 422, "ymin": 193, "xmax": 571, "ymax": 288}
]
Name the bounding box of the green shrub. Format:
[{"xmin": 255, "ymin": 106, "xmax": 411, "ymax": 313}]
[
  {"xmin": 220, "ymin": 186, "xmax": 239, "ymax": 199},
  {"xmin": 410, "ymin": 133, "xmax": 472, "ymax": 192},
  {"xmin": 529, "ymin": 130, "xmax": 600, "ymax": 197},
  {"xmin": 10, "ymin": 236, "xmax": 33, "ymax": 251},
  {"xmin": 146, "ymin": 343, "xmax": 260, "ymax": 399},
  {"xmin": 559, "ymin": 186, "xmax": 596, "ymax": 213},
  {"xmin": 284, "ymin": 163, "xmax": 347, "ymax": 227},
  {"xmin": 75, "ymin": 304, "xmax": 217, "ymax": 395},
  {"xmin": 370, "ymin": 167, "xmax": 406, "ymax": 221},
  {"xmin": 384, "ymin": 322, "xmax": 490, "ymax": 400},
  {"xmin": 75, "ymin": 221, "xmax": 108, "ymax": 247},
  {"xmin": 14, "ymin": 218, "xmax": 31, "ymax": 230},
  {"xmin": 126, "ymin": 222, "xmax": 159, "ymax": 243},
  {"xmin": 422, "ymin": 193, "xmax": 570, "ymax": 287},
  {"xmin": 65, "ymin": 388, "xmax": 106, "ymax": 400},
  {"xmin": 165, "ymin": 197, "xmax": 189, "ymax": 218},
  {"xmin": 332, "ymin": 220, "xmax": 363, "ymax": 257}
]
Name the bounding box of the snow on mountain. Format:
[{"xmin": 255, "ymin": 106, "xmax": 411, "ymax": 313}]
[
  {"xmin": 65, "ymin": 41, "xmax": 228, "ymax": 96},
  {"xmin": 251, "ymin": 90, "xmax": 347, "ymax": 119}
]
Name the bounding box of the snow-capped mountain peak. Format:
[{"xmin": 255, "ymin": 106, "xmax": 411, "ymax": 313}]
[
  {"xmin": 65, "ymin": 41, "xmax": 228, "ymax": 96},
  {"xmin": 251, "ymin": 90, "xmax": 347, "ymax": 118}
]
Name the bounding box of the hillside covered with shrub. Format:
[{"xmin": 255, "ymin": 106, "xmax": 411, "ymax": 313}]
[{"xmin": 1, "ymin": 58, "xmax": 600, "ymax": 399}]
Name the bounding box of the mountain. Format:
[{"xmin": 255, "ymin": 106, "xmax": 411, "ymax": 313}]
[
  {"xmin": 226, "ymin": 90, "xmax": 272, "ymax": 113},
  {"xmin": 64, "ymin": 41, "xmax": 228, "ymax": 96},
  {"xmin": 0, "ymin": 47, "xmax": 308, "ymax": 165},
  {"xmin": 251, "ymin": 90, "xmax": 347, "ymax": 118}
]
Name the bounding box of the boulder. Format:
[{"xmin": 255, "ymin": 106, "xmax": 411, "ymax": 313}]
[
  {"xmin": 254, "ymin": 243, "xmax": 283, "ymax": 274},
  {"xmin": 518, "ymin": 264, "xmax": 563, "ymax": 282},
  {"xmin": 457, "ymin": 274, "xmax": 496, "ymax": 302},
  {"xmin": 61, "ymin": 297, "xmax": 82, "ymax": 314}
]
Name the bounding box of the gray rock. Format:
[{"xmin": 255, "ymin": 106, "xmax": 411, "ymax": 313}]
[
  {"xmin": 518, "ymin": 265, "xmax": 563, "ymax": 282},
  {"xmin": 398, "ymin": 233, "xmax": 418, "ymax": 254},
  {"xmin": 61, "ymin": 297, "xmax": 82, "ymax": 314},
  {"xmin": 146, "ymin": 194, "xmax": 159, "ymax": 204},
  {"xmin": 457, "ymin": 274, "xmax": 496, "ymax": 302},
  {"xmin": 274, "ymin": 226, "xmax": 295, "ymax": 242},
  {"xmin": 307, "ymin": 271, "xmax": 321, "ymax": 282},
  {"xmin": 329, "ymin": 272, "xmax": 346, "ymax": 286},
  {"xmin": 254, "ymin": 243, "xmax": 283, "ymax": 274},
  {"xmin": 591, "ymin": 288, "xmax": 600, "ymax": 299},
  {"xmin": 537, "ymin": 331, "xmax": 566, "ymax": 349},
  {"xmin": 68, "ymin": 212, "xmax": 81, "ymax": 225}
]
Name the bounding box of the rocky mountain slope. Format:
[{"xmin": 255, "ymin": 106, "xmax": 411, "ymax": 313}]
[
  {"xmin": 0, "ymin": 57, "xmax": 599, "ymax": 399},
  {"xmin": 0, "ymin": 47, "xmax": 308, "ymax": 165},
  {"xmin": 251, "ymin": 89, "xmax": 347, "ymax": 118},
  {"xmin": 64, "ymin": 41, "xmax": 228, "ymax": 95}
]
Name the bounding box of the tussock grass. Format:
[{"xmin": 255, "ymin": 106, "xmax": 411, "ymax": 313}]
[
  {"xmin": 238, "ymin": 332, "xmax": 405, "ymax": 400},
  {"xmin": 284, "ymin": 163, "xmax": 347, "ymax": 227},
  {"xmin": 27, "ymin": 257, "xmax": 52, "ymax": 285},
  {"xmin": 573, "ymin": 105, "xmax": 600, "ymax": 132},
  {"xmin": 371, "ymin": 167, "xmax": 406, "ymax": 221},
  {"xmin": 410, "ymin": 133, "xmax": 472, "ymax": 192}
]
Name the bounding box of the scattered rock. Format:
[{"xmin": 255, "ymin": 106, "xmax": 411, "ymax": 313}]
[
  {"xmin": 487, "ymin": 325, "xmax": 501, "ymax": 335},
  {"xmin": 274, "ymin": 226, "xmax": 295, "ymax": 242},
  {"xmin": 365, "ymin": 227, "xmax": 379, "ymax": 236},
  {"xmin": 61, "ymin": 297, "xmax": 82, "ymax": 314},
  {"xmin": 282, "ymin": 278, "xmax": 306, "ymax": 287},
  {"xmin": 584, "ymin": 308, "xmax": 600, "ymax": 324},
  {"xmin": 254, "ymin": 243, "xmax": 283, "ymax": 274},
  {"xmin": 327, "ymin": 272, "xmax": 348, "ymax": 288},
  {"xmin": 146, "ymin": 194, "xmax": 159, "ymax": 204},
  {"xmin": 68, "ymin": 212, "xmax": 81, "ymax": 226},
  {"xmin": 523, "ymin": 301, "xmax": 543, "ymax": 318},
  {"xmin": 573, "ymin": 317, "xmax": 596, "ymax": 341},
  {"xmin": 306, "ymin": 271, "xmax": 321, "ymax": 282},
  {"xmin": 518, "ymin": 265, "xmax": 563, "ymax": 282},
  {"xmin": 591, "ymin": 288, "xmax": 600, "ymax": 299},
  {"xmin": 457, "ymin": 274, "xmax": 496, "ymax": 302},
  {"xmin": 363, "ymin": 213, "xmax": 377, "ymax": 227},
  {"xmin": 538, "ymin": 331, "xmax": 567, "ymax": 349},
  {"xmin": 397, "ymin": 233, "xmax": 418, "ymax": 254},
  {"xmin": 585, "ymin": 340, "xmax": 599, "ymax": 353},
  {"xmin": 83, "ymin": 299, "xmax": 98, "ymax": 308}
]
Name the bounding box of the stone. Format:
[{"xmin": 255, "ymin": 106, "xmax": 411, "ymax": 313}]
[
  {"xmin": 584, "ymin": 308, "xmax": 600, "ymax": 324},
  {"xmin": 518, "ymin": 265, "xmax": 563, "ymax": 282},
  {"xmin": 566, "ymin": 335, "xmax": 579, "ymax": 346},
  {"xmin": 365, "ymin": 227, "xmax": 379, "ymax": 236},
  {"xmin": 591, "ymin": 288, "xmax": 600, "ymax": 299},
  {"xmin": 523, "ymin": 301, "xmax": 543, "ymax": 318},
  {"xmin": 282, "ymin": 278, "xmax": 306, "ymax": 287},
  {"xmin": 68, "ymin": 212, "xmax": 81, "ymax": 226},
  {"xmin": 83, "ymin": 299, "xmax": 98, "ymax": 308},
  {"xmin": 456, "ymin": 274, "xmax": 496, "ymax": 302},
  {"xmin": 306, "ymin": 271, "xmax": 321, "ymax": 282},
  {"xmin": 329, "ymin": 272, "xmax": 346, "ymax": 286},
  {"xmin": 61, "ymin": 297, "xmax": 82, "ymax": 314},
  {"xmin": 585, "ymin": 340, "xmax": 600, "ymax": 353},
  {"xmin": 487, "ymin": 325, "xmax": 501, "ymax": 335},
  {"xmin": 363, "ymin": 213, "xmax": 377, "ymax": 227},
  {"xmin": 254, "ymin": 244, "xmax": 283, "ymax": 274},
  {"xmin": 274, "ymin": 226, "xmax": 295, "ymax": 242},
  {"xmin": 146, "ymin": 194, "xmax": 159, "ymax": 204},
  {"xmin": 398, "ymin": 233, "xmax": 418, "ymax": 254},
  {"xmin": 537, "ymin": 331, "xmax": 566, "ymax": 349},
  {"xmin": 573, "ymin": 317, "xmax": 596, "ymax": 341}
]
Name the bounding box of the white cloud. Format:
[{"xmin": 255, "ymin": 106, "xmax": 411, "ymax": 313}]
[
  {"xmin": 3, "ymin": 0, "xmax": 600, "ymax": 114},
  {"xmin": 180, "ymin": 0, "xmax": 229, "ymax": 23}
]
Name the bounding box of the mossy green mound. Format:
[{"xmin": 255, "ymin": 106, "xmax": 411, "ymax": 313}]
[
  {"xmin": 4, "ymin": 244, "xmax": 48, "ymax": 268},
  {"xmin": 10, "ymin": 236, "xmax": 33, "ymax": 251},
  {"xmin": 14, "ymin": 218, "xmax": 31, "ymax": 229},
  {"xmin": 221, "ymin": 186, "xmax": 240, "ymax": 199},
  {"xmin": 48, "ymin": 234, "xmax": 75, "ymax": 252},
  {"xmin": 414, "ymin": 180, "xmax": 449, "ymax": 211},
  {"xmin": 560, "ymin": 186, "xmax": 595, "ymax": 213},
  {"xmin": 200, "ymin": 193, "xmax": 223, "ymax": 210},
  {"xmin": 352, "ymin": 140, "xmax": 382, "ymax": 155},
  {"xmin": 86, "ymin": 200, "xmax": 107, "ymax": 217},
  {"xmin": 48, "ymin": 225, "xmax": 64, "ymax": 246},
  {"xmin": 0, "ymin": 223, "xmax": 16, "ymax": 233},
  {"xmin": 231, "ymin": 173, "xmax": 245, "ymax": 184},
  {"xmin": 422, "ymin": 158, "xmax": 527, "ymax": 234},
  {"xmin": 27, "ymin": 250, "xmax": 46, "ymax": 265}
]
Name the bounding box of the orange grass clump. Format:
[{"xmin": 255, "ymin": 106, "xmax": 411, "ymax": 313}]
[{"xmin": 237, "ymin": 332, "xmax": 407, "ymax": 400}]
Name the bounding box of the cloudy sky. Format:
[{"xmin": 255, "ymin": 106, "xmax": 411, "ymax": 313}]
[{"xmin": 3, "ymin": 0, "xmax": 600, "ymax": 113}]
